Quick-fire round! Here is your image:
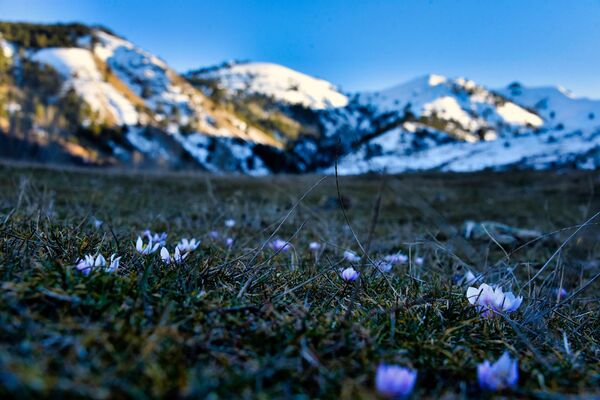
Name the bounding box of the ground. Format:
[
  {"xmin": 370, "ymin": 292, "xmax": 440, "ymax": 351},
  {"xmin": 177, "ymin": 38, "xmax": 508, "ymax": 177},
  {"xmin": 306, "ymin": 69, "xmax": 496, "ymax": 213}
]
[{"xmin": 0, "ymin": 162, "xmax": 598, "ymax": 399}]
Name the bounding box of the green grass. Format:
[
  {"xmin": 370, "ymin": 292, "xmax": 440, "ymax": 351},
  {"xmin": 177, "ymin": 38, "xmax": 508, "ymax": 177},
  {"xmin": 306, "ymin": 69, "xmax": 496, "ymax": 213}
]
[{"xmin": 0, "ymin": 162, "xmax": 598, "ymax": 399}]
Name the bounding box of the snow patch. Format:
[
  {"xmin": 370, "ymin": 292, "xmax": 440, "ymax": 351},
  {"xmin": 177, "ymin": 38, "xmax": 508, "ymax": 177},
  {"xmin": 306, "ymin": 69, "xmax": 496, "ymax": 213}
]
[
  {"xmin": 199, "ymin": 62, "xmax": 348, "ymax": 110},
  {"xmin": 496, "ymin": 102, "xmax": 543, "ymax": 127},
  {"xmin": 32, "ymin": 47, "xmax": 139, "ymax": 125},
  {"xmin": 126, "ymin": 127, "xmax": 170, "ymax": 159},
  {"xmin": 428, "ymin": 74, "xmax": 447, "ymax": 86},
  {"xmin": 0, "ymin": 38, "xmax": 15, "ymax": 58},
  {"xmin": 331, "ymin": 127, "xmax": 600, "ymax": 175}
]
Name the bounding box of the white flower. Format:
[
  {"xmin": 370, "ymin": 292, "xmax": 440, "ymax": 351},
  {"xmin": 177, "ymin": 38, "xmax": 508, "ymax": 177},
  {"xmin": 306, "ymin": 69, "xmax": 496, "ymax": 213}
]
[
  {"xmin": 343, "ymin": 250, "xmax": 360, "ymax": 262},
  {"xmin": 136, "ymin": 236, "xmax": 160, "ymax": 255},
  {"xmin": 415, "ymin": 256, "xmax": 424, "ymax": 266},
  {"xmin": 341, "ymin": 267, "xmax": 359, "ymax": 282},
  {"xmin": 94, "ymin": 254, "xmax": 106, "ymax": 267},
  {"xmin": 466, "ymin": 283, "xmax": 523, "ymax": 317},
  {"xmin": 160, "ymin": 246, "xmax": 187, "ymax": 265},
  {"xmin": 106, "ymin": 254, "xmax": 121, "ymax": 273},
  {"xmin": 176, "ymin": 238, "xmax": 200, "ymax": 253},
  {"xmin": 224, "ymin": 219, "xmax": 236, "ymax": 228}
]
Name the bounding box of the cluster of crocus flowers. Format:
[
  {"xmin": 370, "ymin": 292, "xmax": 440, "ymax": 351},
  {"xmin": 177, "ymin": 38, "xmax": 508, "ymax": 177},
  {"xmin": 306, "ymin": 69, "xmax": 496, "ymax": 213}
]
[
  {"xmin": 375, "ymin": 364, "xmax": 417, "ymax": 398},
  {"xmin": 135, "ymin": 236, "xmax": 160, "ymax": 255},
  {"xmin": 341, "ymin": 267, "xmax": 359, "ymax": 282},
  {"xmin": 384, "ymin": 252, "xmax": 408, "ymax": 265},
  {"xmin": 75, "ymin": 254, "xmax": 121, "ymax": 275},
  {"xmin": 270, "ymin": 238, "xmax": 291, "ymax": 252},
  {"xmin": 466, "ymin": 283, "xmax": 523, "ymax": 317},
  {"xmin": 477, "ymin": 352, "xmax": 519, "ymax": 391}
]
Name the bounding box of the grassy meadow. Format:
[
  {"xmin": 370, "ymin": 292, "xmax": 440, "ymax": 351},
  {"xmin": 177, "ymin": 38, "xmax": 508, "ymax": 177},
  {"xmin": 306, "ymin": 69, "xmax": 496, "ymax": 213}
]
[{"xmin": 0, "ymin": 162, "xmax": 598, "ymax": 399}]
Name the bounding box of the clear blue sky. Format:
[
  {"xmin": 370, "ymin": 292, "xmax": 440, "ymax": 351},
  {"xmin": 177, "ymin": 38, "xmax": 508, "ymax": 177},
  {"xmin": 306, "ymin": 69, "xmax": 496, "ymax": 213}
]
[{"xmin": 2, "ymin": 0, "xmax": 600, "ymax": 97}]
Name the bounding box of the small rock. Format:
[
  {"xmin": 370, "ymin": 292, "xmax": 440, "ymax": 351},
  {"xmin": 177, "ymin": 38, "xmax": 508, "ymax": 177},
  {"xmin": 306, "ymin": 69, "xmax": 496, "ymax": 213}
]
[{"xmin": 462, "ymin": 220, "xmax": 542, "ymax": 245}]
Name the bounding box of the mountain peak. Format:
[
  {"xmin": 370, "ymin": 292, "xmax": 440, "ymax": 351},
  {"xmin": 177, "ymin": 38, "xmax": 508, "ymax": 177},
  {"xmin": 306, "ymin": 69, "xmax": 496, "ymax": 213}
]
[
  {"xmin": 188, "ymin": 61, "xmax": 349, "ymax": 110},
  {"xmin": 426, "ymin": 73, "xmax": 447, "ymax": 86}
]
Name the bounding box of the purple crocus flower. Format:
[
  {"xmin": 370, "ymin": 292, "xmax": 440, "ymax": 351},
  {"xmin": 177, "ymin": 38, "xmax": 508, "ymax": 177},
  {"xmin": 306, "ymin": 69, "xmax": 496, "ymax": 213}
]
[
  {"xmin": 375, "ymin": 364, "xmax": 417, "ymax": 398},
  {"xmin": 374, "ymin": 259, "xmax": 393, "ymax": 273},
  {"xmin": 343, "ymin": 250, "xmax": 360, "ymax": 262},
  {"xmin": 341, "ymin": 267, "xmax": 359, "ymax": 282},
  {"xmin": 466, "ymin": 283, "xmax": 523, "ymax": 317},
  {"xmin": 225, "ymin": 237, "xmax": 234, "ymax": 248},
  {"xmin": 555, "ymin": 287, "xmax": 568, "ymax": 300},
  {"xmin": 270, "ymin": 238, "xmax": 291, "ymax": 252},
  {"xmin": 384, "ymin": 252, "xmax": 408, "ymax": 265},
  {"xmin": 309, "ymin": 241, "xmax": 321, "ymax": 251},
  {"xmin": 477, "ymin": 352, "xmax": 518, "ymax": 391},
  {"xmin": 144, "ymin": 230, "xmax": 167, "ymax": 246}
]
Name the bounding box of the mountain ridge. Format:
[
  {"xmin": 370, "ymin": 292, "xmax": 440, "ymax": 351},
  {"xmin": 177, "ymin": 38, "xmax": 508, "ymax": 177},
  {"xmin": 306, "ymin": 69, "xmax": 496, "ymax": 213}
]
[{"xmin": 1, "ymin": 21, "xmax": 599, "ymax": 174}]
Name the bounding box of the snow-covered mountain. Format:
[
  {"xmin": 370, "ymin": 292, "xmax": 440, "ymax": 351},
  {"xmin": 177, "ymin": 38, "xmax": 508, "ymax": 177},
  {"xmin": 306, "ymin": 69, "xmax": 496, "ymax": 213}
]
[
  {"xmin": 330, "ymin": 78, "xmax": 600, "ymax": 174},
  {"xmin": 1, "ymin": 22, "xmax": 599, "ymax": 174},
  {"xmin": 0, "ymin": 23, "xmax": 279, "ymax": 174},
  {"xmin": 187, "ymin": 61, "xmax": 348, "ymax": 110}
]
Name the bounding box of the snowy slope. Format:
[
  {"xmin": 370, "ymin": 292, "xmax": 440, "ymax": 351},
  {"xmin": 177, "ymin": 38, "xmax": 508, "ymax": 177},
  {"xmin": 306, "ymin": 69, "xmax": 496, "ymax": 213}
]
[
  {"xmin": 499, "ymin": 83, "xmax": 600, "ymax": 131},
  {"xmin": 352, "ymin": 74, "xmax": 543, "ymax": 142},
  {"xmin": 191, "ymin": 62, "xmax": 348, "ymax": 110},
  {"xmin": 32, "ymin": 47, "xmax": 139, "ymax": 125},
  {"xmin": 331, "ymin": 126, "xmax": 600, "ymax": 174},
  {"xmin": 0, "ymin": 36, "xmax": 14, "ymax": 58},
  {"xmin": 92, "ymin": 31, "xmax": 202, "ymax": 125},
  {"xmin": 330, "ymin": 81, "xmax": 600, "ymax": 175}
]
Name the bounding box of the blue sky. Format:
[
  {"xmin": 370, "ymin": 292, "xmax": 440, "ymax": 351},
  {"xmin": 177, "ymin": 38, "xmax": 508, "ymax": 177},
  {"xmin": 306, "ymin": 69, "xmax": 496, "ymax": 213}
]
[{"xmin": 2, "ymin": 0, "xmax": 600, "ymax": 97}]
